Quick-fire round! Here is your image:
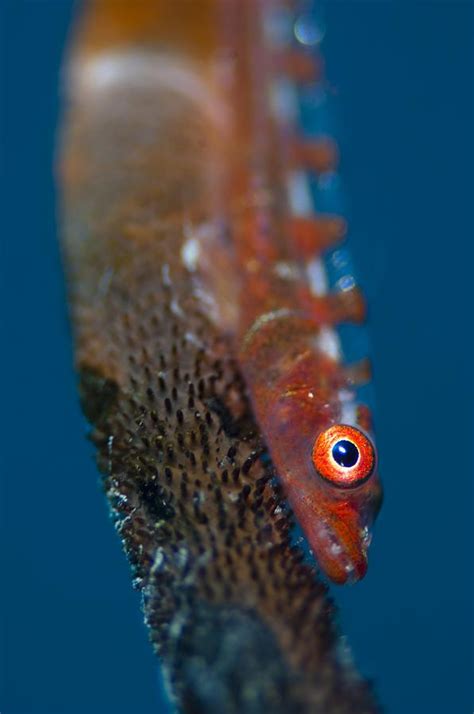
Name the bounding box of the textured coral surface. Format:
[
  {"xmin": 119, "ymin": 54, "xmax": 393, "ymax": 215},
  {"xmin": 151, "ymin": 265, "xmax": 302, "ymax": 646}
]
[{"xmin": 59, "ymin": 4, "xmax": 380, "ymax": 711}]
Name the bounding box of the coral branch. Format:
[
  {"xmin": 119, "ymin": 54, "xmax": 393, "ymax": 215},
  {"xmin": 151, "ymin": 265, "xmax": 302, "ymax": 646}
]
[{"xmin": 58, "ymin": 1, "xmax": 380, "ymax": 711}]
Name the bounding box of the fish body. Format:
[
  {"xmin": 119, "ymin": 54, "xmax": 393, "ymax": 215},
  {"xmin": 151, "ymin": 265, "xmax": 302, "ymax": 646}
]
[{"xmin": 217, "ymin": 1, "xmax": 383, "ymax": 584}]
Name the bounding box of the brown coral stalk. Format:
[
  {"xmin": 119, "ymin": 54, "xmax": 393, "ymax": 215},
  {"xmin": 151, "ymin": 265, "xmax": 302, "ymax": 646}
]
[{"xmin": 58, "ymin": 1, "xmax": 380, "ymax": 711}]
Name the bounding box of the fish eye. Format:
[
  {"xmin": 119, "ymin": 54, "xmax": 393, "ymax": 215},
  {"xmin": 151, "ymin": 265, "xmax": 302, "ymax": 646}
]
[
  {"xmin": 312, "ymin": 424, "xmax": 375, "ymax": 488},
  {"xmin": 332, "ymin": 439, "xmax": 359, "ymax": 468}
]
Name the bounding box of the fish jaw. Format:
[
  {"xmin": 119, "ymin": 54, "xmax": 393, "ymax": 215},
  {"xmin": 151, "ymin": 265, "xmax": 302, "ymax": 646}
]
[
  {"xmin": 306, "ymin": 514, "xmax": 369, "ymax": 584},
  {"xmin": 290, "ymin": 476, "xmax": 382, "ymax": 585}
]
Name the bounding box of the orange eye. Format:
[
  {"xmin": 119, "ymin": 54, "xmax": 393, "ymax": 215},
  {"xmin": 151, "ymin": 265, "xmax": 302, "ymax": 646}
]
[{"xmin": 312, "ymin": 424, "xmax": 375, "ymax": 488}]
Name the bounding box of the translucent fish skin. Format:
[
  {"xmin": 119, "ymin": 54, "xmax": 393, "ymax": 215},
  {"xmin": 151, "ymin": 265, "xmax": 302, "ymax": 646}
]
[{"xmin": 218, "ymin": 0, "xmax": 383, "ymax": 584}]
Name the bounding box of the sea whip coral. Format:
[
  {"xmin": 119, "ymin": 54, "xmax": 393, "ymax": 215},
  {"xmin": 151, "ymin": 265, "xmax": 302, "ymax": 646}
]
[{"xmin": 59, "ymin": 2, "xmax": 380, "ymax": 711}]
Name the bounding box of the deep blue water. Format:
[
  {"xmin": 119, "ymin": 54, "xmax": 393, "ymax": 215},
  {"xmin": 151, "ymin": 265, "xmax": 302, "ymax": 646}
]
[{"xmin": 1, "ymin": 2, "xmax": 472, "ymax": 713}]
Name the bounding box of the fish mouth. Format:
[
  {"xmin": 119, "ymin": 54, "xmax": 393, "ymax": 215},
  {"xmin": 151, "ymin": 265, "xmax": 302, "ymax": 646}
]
[{"xmin": 312, "ymin": 519, "xmax": 370, "ymax": 585}]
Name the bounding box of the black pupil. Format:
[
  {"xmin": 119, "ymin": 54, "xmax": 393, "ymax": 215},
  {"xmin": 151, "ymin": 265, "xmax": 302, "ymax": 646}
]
[{"xmin": 332, "ymin": 440, "xmax": 359, "ymax": 468}]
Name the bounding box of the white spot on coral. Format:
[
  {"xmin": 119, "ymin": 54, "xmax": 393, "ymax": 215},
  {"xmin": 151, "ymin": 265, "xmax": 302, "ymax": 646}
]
[
  {"xmin": 184, "ymin": 331, "xmax": 205, "ymax": 348},
  {"xmin": 274, "ymin": 261, "xmax": 299, "ymax": 281},
  {"xmin": 71, "ymin": 52, "xmax": 229, "ymax": 128},
  {"xmin": 169, "ymin": 612, "xmax": 186, "ymax": 640},
  {"xmin": 177, "ymin": 547, "xmax": 189, "ymax": 569},
  {"xmin": 98, "ymin": 267, "xmax": 114, "ymax": 297},
  {"xmin": 151, "ymin": 549, "xmax": 165, "ymax": 574},
  {"xmin": 161, "ymin": 263, "xmax": 171, "ymax": 287},
  {"xmin": 170, "ymin": 298, "xmax": 185, "ymax": 318},
  {"xmin": 181, "ymin": 237, "xmax": 200, "ymax": 272}
]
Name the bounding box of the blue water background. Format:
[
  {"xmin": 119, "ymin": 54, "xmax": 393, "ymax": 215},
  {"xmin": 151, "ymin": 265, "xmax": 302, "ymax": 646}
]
[{"xmin": 1, "ymin": 2, "xmax": 472, "ymax": 713}]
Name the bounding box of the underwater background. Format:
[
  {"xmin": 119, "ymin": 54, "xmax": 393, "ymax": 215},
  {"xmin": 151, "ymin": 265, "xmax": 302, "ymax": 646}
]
[{"xmin": 1, "ymin": 1, "xmax": 472, "ymax": 713}]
